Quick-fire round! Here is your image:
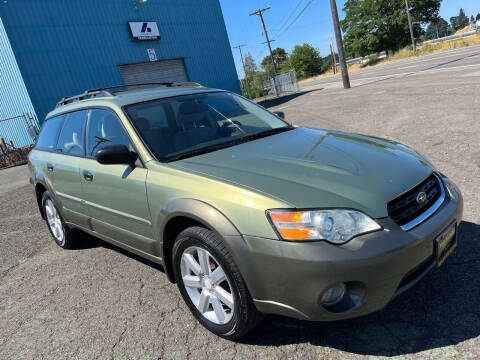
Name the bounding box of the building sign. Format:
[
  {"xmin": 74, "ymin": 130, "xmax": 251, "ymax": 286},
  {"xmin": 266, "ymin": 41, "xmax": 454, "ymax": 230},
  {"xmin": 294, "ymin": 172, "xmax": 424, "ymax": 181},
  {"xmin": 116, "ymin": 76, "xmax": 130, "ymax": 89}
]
[
  {"xmin": 128, "ymin": 22, "xmax": 160, "ymax": 41},
  {"xmin": 147, "ymin": 48, "xmax": 157, "ymax": 62}
]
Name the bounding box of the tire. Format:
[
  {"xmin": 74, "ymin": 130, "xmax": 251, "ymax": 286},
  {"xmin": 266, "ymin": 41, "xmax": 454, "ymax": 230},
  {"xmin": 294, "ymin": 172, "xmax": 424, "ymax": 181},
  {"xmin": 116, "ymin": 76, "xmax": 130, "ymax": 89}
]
[
  {"xmin": 172, "ymin": 226, "xmax": 262, "ymax": 339},
  {"xmin": 41, "ymin": 191, "xmax": 79, "ymax": 249}
]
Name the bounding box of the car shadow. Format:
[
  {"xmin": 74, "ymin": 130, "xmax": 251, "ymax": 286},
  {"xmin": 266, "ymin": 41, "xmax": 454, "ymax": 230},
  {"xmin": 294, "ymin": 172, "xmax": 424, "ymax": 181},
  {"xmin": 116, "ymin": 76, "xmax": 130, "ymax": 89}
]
[
  {"xmin": 257, "ymin": 89, "xmax": 322, "ymax": 109},
  {"xmin": 239, "ymin": 220, "xmax": 480, "ymax": 356}
]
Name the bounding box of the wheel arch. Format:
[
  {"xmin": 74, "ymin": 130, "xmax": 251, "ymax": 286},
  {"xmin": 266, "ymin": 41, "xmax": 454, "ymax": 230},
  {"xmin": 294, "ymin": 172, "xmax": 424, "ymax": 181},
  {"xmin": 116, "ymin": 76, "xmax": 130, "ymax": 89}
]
[
  {"xmin": 158, "ymin": 199, "xmax": 242, "ymax": 283},
  {"xmin": 34, "ymin": 181, "xmax": 48, "ymax": 220}
]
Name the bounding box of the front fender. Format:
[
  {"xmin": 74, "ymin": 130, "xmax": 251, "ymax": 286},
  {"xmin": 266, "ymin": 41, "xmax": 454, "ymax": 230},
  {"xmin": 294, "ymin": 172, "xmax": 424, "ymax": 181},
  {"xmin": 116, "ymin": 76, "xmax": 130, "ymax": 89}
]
[
  {"xmin": 155, "ymin": 198, "xmax": 244, "ymax": 282},
  {"xmin": 157, "ymin": 198, "xmax": 242, "ymax": 242}
]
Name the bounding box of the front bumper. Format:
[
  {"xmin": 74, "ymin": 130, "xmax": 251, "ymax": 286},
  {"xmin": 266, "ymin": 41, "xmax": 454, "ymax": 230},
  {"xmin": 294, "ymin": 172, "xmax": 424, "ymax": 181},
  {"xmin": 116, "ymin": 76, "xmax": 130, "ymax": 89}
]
[{"xmin": 227, "ymin": 189, "xmax": 463, "ymax": 321}]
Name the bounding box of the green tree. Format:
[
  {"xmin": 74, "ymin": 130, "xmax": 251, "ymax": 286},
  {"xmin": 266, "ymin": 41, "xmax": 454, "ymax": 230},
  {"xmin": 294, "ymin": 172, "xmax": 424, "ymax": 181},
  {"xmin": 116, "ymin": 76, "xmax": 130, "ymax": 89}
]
[
  {"xmin": 341, "ymin": 0, "xmax": 442, "ymax": 57},
  {"xmin": 244, "ymin": 52, "xmax": 257, "ymax": 74},
  {"xmin": 288, "ymin": 43, "xmax": 323, "ymax": 79},
  {"xmin": 476, "ymin": 13, "xmax": 480, "ymax": 21},
  {"xmin": 451, "ymin": 8, "xmax": 469, "ymax": 30},
  {"xmin": 261, "ymin": 48, "xmax": 288, "ymax": 69},
  {"xmin": 425, "ymin": 17, "xmax": 450, "ymax": 39}
]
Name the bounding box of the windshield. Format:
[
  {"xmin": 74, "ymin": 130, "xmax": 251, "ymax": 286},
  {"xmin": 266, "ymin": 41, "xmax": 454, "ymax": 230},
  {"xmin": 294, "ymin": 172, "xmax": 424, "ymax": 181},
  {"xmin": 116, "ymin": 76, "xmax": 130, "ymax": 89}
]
[{"xmin": 124, "ymin": 91, "xmax": 292, "ymax": 162}]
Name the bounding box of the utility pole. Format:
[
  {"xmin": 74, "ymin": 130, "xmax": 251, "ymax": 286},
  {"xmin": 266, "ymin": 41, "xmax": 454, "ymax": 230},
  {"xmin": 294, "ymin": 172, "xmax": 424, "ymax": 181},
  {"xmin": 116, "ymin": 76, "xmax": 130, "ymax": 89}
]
[
  {"xmin": 329, "ymin": 0, "xmax": 350, "ymax": 89},
  {"xmin": 250, "ymin": 7, "xmax": 277, "ymax": 76},
  {"xmin": 233, "ymin": 44, "xmax": 249, "ymax": 98},
  {"xmin": 405, "ymin": 0, "xmax": 416, "ymax": 52},
  {"xmin": 330, "ymin": 38, "xmax": 337, "ymax": 74},
  {"xmin": 233, "ymin": 44, "xmax": 248, "ymax": 78}
]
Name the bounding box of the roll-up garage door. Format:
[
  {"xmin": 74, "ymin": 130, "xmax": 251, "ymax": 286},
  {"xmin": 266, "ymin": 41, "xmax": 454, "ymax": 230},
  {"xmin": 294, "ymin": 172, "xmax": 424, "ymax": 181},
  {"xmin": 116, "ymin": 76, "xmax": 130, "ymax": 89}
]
[{"xmin": 119, "ymin": 58, "xmax": 188, "ymax": 85}]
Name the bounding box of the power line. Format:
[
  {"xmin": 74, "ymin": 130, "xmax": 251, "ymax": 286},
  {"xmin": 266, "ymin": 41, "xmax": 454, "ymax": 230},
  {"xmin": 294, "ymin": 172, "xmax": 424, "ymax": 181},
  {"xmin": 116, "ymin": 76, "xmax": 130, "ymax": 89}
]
[
  {"xmin": 249, "ymin": 7, "xmax": 278, "ymax": 75},
  {"xmin": 252, "ymin": 0, "xmax": 306, "ymax": 63},
  {"xmin": 232, "ymin": 44, "xmax": 247, "ymax": 77},
  {"xmin": 233, "ymin": 44, "xmax": 250, "ymax": 97},
  {"xmin": 276, "ymin": 0, "xmax": 315, "ymax": 40},
  {"xmin": 272, "ymin": 0, "xmax": 305, "ymax": 39}
]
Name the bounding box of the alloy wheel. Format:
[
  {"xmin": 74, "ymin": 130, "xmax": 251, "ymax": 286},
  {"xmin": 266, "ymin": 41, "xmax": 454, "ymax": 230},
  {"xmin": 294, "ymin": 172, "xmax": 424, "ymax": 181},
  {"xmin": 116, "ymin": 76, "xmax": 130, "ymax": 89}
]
[
  {"xmin": 45, "ymin": 199, "xmax": 64, "ymax": 244},
  {"xmin": 180, "ymin": 246, "xmax": 234, "ymax": 325}
]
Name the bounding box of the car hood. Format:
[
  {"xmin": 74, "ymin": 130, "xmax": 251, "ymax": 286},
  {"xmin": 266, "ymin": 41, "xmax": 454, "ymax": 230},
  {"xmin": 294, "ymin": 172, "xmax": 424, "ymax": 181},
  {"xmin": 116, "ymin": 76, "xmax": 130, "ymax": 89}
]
[{"xmin": 172, "ymin": 127, "xmax": 433, "ymax": 218}]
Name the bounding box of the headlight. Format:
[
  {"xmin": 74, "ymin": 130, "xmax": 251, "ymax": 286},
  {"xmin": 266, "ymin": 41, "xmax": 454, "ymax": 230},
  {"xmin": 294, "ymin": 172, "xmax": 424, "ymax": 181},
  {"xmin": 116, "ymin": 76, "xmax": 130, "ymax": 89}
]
[
  {"xmin": 267, "ymin": 209, "xmax": 382, "ymax": 244},
  {"xmin": 442, "ymin": 176, "xmax": 459, "ymax": 200}
]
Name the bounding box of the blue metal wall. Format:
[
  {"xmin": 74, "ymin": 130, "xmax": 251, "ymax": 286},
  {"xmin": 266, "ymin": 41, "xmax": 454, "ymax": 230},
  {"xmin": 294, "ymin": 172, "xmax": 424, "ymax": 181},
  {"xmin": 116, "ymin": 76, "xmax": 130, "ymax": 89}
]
[
  {"xmin": 0, "ymin": 17, "xmax": 38, "ymax": 147},
  {"xmin": 0, "ymin": 0, "xmax": 240, "ymax": 123}
]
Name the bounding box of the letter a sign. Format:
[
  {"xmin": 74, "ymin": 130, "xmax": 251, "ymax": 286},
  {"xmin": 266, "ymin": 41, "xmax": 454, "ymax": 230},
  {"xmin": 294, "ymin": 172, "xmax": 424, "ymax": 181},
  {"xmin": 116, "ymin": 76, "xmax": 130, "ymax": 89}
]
[{"xmin": 128, "ymin": 22, "xmax": 160, "ymax": 41}]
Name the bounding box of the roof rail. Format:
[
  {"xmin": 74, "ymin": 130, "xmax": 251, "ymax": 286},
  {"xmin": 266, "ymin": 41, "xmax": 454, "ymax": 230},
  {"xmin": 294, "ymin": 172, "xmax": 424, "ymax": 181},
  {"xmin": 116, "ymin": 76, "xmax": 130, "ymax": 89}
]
[
  {"xmin": 56, "ymin": 90, "xmax": 114, "ymax": 108},
  {"xmin": 171, "ymin": 82, "xmax": 203, "ymax": 88},
  {"xmin": 56, "ymin": 82, "xmax": 203, "ymax": 108}
]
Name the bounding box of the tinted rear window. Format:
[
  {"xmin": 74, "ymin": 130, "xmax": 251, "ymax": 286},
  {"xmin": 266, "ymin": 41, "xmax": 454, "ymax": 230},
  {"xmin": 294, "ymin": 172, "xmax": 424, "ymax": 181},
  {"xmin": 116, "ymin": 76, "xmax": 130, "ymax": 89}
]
[{"xmin": 35, "ymin": 115, "xmax": 64, "ymax": 151}]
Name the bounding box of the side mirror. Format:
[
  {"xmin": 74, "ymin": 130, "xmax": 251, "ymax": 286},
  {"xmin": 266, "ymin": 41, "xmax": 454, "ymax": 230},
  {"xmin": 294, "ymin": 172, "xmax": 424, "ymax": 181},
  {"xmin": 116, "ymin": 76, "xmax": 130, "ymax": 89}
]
[
  {"xmin": 273, "ymin": 111, "xmax": 285, "ymax": 120},
  {"xmin": 95, "ymin": 144, "xmax": 137, "ymax": 165}
]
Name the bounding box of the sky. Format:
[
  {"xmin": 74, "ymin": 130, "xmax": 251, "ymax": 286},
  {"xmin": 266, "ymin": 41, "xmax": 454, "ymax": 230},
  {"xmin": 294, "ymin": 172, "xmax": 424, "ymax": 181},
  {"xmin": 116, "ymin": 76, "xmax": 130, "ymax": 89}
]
[{"xmin": 219, "ymin": 0, "xmax": 480, "ymax": 78}]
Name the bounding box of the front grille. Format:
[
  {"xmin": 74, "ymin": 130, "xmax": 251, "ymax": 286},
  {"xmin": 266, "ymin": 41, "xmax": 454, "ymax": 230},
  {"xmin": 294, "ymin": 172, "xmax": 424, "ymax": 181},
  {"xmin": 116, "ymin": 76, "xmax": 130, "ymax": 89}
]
[{"xmin": 387, "ymin": 174, "xmax": 442, "ymax": 228}]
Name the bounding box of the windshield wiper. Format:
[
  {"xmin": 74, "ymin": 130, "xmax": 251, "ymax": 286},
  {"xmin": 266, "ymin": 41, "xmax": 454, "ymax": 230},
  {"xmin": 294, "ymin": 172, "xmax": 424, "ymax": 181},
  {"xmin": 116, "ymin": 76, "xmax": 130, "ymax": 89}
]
[
  {"xmin": 234, "ymin": 126, "xmax": 293, "ymax": 144},
  {"xmin": 165, "ymin": 126, "xmax": 294, "ymax": 163},
  {"xmin": 165, "ymin": 142, "xmax": 239, "ymax": 162}
]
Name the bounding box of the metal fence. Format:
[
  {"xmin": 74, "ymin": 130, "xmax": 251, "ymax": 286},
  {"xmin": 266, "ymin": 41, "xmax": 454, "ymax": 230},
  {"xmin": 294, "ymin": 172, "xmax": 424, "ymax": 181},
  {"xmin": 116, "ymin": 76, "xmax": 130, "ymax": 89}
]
[
  {"xmin": 242, "ymin": 69, "xmax": 300, "ymax": 100},
  {"xmin": 346, "ymin": 51, "xmax": 387, "ymax": 66},
  {"xmin": 0, "ymin": 113, "xmax": 39, "ymax": 148},
  {"xmin": 270, "ymin": 69, "xmax": 300, "ymax": 97},
  {"xmin": 0, "ymin": 113, "xmax": 39, "ymax": 169},
  {"xmin": 421, "ymin": 30, "xmax": 477, "ymax": 46}
]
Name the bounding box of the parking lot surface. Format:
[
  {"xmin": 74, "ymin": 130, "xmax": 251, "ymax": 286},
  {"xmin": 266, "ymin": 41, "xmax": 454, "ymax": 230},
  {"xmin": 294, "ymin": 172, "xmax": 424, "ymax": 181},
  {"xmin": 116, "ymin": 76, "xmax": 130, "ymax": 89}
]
[{"xmin": 1, "ymin": 59, "xmax": 480, "ymax": 359}]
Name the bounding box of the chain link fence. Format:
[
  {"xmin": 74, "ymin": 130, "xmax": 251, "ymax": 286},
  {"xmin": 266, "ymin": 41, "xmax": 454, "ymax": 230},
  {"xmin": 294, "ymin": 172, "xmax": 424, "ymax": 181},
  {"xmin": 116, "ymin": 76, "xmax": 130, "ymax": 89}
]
[
  {"xmin": 0, "ymin": 112, "xmax": 39, "ymax": 169},
  {"xmin": 241, "ymin": 69, "xmax": 299, "ymax": 100}
]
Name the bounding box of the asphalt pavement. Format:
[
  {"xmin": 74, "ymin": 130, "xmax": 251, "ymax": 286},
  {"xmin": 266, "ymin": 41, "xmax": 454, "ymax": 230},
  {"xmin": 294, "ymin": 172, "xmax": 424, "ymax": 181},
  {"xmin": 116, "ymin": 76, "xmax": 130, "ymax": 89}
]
[
  {"xmin": 1, "ymin": 46, "xmax": 480, "ymax": 359},
  {"xmin": 300, "ymin": 44, "xmax": 480, "ymax": 90}
]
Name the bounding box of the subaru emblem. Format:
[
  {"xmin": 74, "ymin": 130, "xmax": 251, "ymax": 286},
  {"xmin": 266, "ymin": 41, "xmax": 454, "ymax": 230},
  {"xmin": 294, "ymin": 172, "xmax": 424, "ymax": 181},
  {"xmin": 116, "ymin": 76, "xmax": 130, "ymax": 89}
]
[{"xmin": 416, "ymin": 191, "xmax": 427, "ymax": 205}]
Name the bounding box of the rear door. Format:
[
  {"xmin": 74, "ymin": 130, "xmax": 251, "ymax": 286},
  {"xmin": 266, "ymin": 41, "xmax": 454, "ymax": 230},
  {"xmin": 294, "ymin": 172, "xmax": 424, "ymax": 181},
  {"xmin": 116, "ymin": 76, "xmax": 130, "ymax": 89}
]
[
  {"xmin": 51, "ymin": 110, "xmax": 88, "ymax": 227},
  {"xmin": 31, "ymin": 114, "xmax": 64, "ymax": 198},
  {"xmin": 78, "ymin": 108, "xmax": 154, "ymax": 252}
]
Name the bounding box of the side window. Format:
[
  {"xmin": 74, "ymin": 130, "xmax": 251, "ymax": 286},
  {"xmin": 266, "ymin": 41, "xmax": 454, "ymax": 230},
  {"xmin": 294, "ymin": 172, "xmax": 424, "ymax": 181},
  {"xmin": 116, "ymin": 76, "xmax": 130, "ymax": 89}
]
[
  {"xmin": 56, "ymin": 110, "xmax": 87, "ymax": 155},
  {"xmin": 35, "ymin": 115, "xmax": 64, "ymax": 151},
  {"xmin": 86, "ymin": 109, "xmax": 131, "ymax": 157}
]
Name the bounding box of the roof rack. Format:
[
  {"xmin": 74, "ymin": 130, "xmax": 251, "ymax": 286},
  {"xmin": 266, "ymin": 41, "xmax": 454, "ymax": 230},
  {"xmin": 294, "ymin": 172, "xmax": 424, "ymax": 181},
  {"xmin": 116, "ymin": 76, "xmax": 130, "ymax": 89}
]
[{"xmin": 56, "ymin": 82, "xmax": 203, "ymax": 107}]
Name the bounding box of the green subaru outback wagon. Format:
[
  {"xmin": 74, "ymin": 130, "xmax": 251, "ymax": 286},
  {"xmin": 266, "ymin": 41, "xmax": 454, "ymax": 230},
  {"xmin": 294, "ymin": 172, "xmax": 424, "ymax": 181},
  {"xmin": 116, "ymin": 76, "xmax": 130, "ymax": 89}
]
[{"xmin": 29, "ymin": 83, "xmax": 463, "ymax": 339}]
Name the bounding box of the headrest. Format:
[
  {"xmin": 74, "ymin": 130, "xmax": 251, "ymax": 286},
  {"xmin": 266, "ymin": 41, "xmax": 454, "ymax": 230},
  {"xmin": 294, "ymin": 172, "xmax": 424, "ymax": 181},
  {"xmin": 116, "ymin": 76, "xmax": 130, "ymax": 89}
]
[
  {"xmin": 134, "ymin": 117, "xmax": 150, "ymax": 131},
  {"xmin": 178, "ymin": 101, "xmax": 209, "ymax": 116},
  {"xmin": 101, "ymin": 114, "xmax": 119, "ymax": 137},
  {"xmin": 177, "ymin": 101, "xmax": 210, "ymax": 130}
]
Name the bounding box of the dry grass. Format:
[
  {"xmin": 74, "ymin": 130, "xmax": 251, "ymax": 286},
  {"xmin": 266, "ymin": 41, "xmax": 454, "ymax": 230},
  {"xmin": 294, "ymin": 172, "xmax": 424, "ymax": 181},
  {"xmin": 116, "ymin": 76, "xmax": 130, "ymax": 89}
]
[
  {"xmin": 455, "ymin": 25, "xmax": 473, "ymax": 35},
  {"xmin": 299, "ymin": 31, "xmax": 480, "ymax": 83},
  {"xmin": 389, "ymin": 33, "xmax": 480, "ymax": 60}
]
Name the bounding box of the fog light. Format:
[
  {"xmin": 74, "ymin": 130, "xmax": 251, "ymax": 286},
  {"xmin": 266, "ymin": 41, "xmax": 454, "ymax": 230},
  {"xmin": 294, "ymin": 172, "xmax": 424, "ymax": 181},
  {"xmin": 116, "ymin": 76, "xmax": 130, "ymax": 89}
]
[{"xmin": 321, "ymin": 283, "xmax": 346, "ymax": 306}]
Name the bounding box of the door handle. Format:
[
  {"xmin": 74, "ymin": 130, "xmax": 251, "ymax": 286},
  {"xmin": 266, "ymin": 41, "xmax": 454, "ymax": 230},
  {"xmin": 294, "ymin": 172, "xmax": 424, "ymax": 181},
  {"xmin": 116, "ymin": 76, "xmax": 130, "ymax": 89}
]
[
  {"xmin": 46, "ymin": 163, "xmax": 54, "ymax": 172},
  {"xmin": 83, "ymin": 170, "xmax": 94, "ymax": 182}
]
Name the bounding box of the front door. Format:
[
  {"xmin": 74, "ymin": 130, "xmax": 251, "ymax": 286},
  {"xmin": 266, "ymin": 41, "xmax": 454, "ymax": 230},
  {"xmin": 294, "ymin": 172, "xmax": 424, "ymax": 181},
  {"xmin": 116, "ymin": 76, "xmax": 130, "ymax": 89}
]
[{"xmin": 79, "ymin": 108, "xmax": 154, "ymax": 253}]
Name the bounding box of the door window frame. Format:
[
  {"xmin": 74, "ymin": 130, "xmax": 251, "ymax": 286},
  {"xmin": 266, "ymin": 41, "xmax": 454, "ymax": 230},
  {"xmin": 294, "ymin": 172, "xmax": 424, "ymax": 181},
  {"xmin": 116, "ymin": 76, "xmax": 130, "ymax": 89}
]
[
  {"xmin": 83, "ymin": 107, "xmax": 145, "ymax": 167},
  {"xmin": 41, "ymin": 106, "xmax": 144, "ymax": 167},
  {"xmin": 54, "ymin": 110, "xmax": 89, "ymax": 158},
  {"xmin": 34, "ymin": 114, "xmax": 65, "ymax": 153}
]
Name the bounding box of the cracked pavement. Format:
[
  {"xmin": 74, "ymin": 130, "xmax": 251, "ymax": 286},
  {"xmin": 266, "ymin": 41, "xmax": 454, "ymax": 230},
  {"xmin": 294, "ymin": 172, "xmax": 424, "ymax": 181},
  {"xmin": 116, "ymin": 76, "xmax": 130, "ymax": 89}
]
[{"xmin": 1, "ymin": 61, "xmax": 480, "ymax": 359}]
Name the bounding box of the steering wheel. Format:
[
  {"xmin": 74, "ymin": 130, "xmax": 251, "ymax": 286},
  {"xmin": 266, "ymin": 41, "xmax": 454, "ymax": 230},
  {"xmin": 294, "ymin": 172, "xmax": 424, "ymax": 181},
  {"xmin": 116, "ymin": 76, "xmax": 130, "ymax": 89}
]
[{"xmin": 218, "ymin": 121, "xmax": 244, "ymax": 137}]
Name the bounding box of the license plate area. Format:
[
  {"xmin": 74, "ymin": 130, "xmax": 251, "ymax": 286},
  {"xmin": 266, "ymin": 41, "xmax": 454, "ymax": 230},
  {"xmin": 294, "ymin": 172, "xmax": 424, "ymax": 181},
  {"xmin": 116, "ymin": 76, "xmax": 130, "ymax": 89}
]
[{"xmin": 436, "ymin": 221, "xmax": 457, "ymax": 267}]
